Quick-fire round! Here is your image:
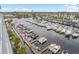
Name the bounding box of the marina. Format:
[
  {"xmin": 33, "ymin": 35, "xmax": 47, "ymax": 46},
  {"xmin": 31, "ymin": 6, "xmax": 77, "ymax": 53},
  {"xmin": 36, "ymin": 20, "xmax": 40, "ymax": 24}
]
[
  {"xmin": 23, "ymin": 18, "xmax": 79, "ymax": 39},
  {"xmin": 15, "ymin": 23, "xmax": 61, "ymax": 54},
  {"xmin": 10, "ymin": 18, "xmax": 79, "ymax": 54}
]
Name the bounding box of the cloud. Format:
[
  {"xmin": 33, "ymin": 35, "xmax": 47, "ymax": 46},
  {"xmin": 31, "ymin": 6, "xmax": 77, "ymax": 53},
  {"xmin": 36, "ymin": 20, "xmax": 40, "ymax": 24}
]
[
  {"xmin": 0, "ymin": 7, "xmax": 31, "ymax": 12},
  {"xmin": 64, "ymin": 4, "xmax": 79, "ymax": 12},
  {"xmin": 64, "ymin": 4, "xmax": 69, "ymax": 7},
  {"xmin": 12, "ymin": 7, "xmax": 31, "ymax": 12},
  {"xmin": 0, "ymin": 7, "xmax": 8, "ymax": 12}
]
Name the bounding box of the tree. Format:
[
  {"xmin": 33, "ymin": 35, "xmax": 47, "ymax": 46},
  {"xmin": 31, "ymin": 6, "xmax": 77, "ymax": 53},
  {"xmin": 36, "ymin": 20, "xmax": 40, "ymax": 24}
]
[
  {"xmin": 32, "ymin": 13, "xmax": 36, "ymax": 19},
  {"xmin": 12, "ymin": 12, "xmax": 22, "ymax": 18},
  {"xmin": 12, "ymin": 12, "xmax": 29, "ymax": 18}
]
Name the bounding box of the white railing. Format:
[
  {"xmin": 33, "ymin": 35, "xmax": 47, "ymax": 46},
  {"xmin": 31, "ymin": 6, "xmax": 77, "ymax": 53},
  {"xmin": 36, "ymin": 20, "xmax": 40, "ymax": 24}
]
[{"xmin": 1, "ymin": 13, "xmax": 13, "ymax": 54}]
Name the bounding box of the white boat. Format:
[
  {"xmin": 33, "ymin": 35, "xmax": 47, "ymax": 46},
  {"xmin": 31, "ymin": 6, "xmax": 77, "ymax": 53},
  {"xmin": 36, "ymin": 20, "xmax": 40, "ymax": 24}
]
[
  {"xmin": 65, "ymin": 30, "xmax": 73, "ymax": 36},
  {"xmin": 72, "ymin": 32, "xmax": 79, "ymax": 38},
  {"xmin": 46, "ymin": 25, "xmax": 53, "ymax": 30},
  {"xmin": 41, "ymin": 23, "xmax": 46, "ymax": 27},
  {"xmin": 48, "ymin": 44, "xmax": 61, "ymax": 53},
  {"xmin": 52, "ymin": 25, "xmax": 59, "ymax": 31},
  {"xmin": 60, "ymin": 28, "xmax": 66, "ymax": 34},
  {"xmin": 56, "ymin": 26, "xmax": 63, "ymax": 33},
  {"xmin": 37, "ymin": 37, "xmax": 47, "ymax": 44}
]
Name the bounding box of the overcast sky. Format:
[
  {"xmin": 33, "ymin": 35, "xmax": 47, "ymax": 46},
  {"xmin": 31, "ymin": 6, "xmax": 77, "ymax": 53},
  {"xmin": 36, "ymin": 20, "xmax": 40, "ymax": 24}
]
[{"xmin": 0, "ymin": 4, "xmax": 79, "ymax": 12}]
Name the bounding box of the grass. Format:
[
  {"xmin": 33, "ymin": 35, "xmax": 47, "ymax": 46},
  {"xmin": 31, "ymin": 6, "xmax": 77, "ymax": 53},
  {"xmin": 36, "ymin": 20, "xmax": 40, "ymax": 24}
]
[{"xmin": 7, "ymin": 28, "xmax": 27, "ymax": 54}]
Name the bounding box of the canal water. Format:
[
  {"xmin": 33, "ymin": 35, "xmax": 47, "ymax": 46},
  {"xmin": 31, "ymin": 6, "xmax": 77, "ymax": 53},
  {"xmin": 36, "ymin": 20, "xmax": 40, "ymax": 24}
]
[{"xmin": 15, "ymin": 18, "xmax": 79, "ymax": 54}]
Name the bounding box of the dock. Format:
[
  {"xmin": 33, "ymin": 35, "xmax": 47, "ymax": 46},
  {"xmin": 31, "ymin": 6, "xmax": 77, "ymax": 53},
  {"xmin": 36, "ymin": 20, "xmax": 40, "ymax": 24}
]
[
  {"xmin": 15, "ymin": 27, "xmax": 41, "ymax": 54},
  {"xmin": 38, "ymin": 45, "xmax": 49, "ymax": 54}
]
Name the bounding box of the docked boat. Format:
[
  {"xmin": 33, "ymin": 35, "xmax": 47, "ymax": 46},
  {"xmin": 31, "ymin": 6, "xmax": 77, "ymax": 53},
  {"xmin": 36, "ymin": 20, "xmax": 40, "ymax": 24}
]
[
  {"xmin": 40, "ymin": 23, "xmax": 46, "ymax": 27},
  {"xmin": 52, "ymin": 25, "xmax": 59, "ymax": 31},
  {"xmin": 40, "ymin": 21, "xmax": 47, "ymax": 27},
  {"xmin": 56, "ymin": 26, "xmax": 63, "ymax": 33},
  {"xmin": 65, "ymin": 30, "xmax": 73, "ymax": 36},
  {"xmin": 31, "ymin": 33, "xmax": 38, "ymax": 39},
  {"xmin": 37, "ymin": 37, "xmax": 47, "ymax": 44},
  {"xmin": 60, "ymin": 28, "xmax": 66, "ymax": 34},
  {"xmin": 46, "ymin": 25, "xmax": 53, "ymax": 30},
  {"xmin": 72, "ymin": 32, "xmax": 79, "ymax": 38},
  {"xmin": 48, "ymin": 44, "xmax": 61, "ymax": 53},
  {"xmin": 25, "ymin": 28, "xmax": 33, "ymax": 33},
  {"xmin": 27, "ymin": 32, "xmax": 38, "ymax": 39}
]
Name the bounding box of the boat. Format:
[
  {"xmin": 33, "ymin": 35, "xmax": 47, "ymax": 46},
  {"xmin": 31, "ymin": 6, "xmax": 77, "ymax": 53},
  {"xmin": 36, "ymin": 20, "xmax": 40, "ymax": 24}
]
[
  {"xmin": 72, "ymin": 32, "xmax": 79, "ymax": 38},
  {"xmin": 46, "ymin": 25, "xmax": 53, "ymax": 30},
  {"xmin": 60, "ymin": 28, "xmax": 66, "ymax": 34},
  {"xmin": 26, "ymin": 30, "xmax": 33, "ymax": 34},
  {"xmin": 27, "ymin": 32, "xmax": 38, "ymax": 39},
  {"xmin": 40, "ymin": 23, "xmax": 46, "ymax": 27},
  {"xmin": 31, "ymin": 33, "xmax": 38, "ymax": 39},
  {"xmin": 65, "ymin": 30, "xmax": 73, "ymax": 36},
  {"xmin": 40, "ymin": 21, "xmax": 47, "ymax": 27},
  {"xmin": 48, "ymin": 44, "xmax": 61, "ymax": 54},
  {"xmin": 56, "ymin": 26, "xmax": 63, "ymax": 33},
  {"xmin": 37, "ymin": 37, "xmax": 47, "ymax": 44},
  {"xmin": 52, "ymin": 25, "xmax": 59, "ymax": 31}
]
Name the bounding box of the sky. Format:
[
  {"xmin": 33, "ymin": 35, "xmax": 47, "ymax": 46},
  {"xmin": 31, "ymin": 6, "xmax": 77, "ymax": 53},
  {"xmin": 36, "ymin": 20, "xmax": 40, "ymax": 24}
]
[{"xmin": 0, "ymin": 4, "xmax": 79, "ymax": 12}]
